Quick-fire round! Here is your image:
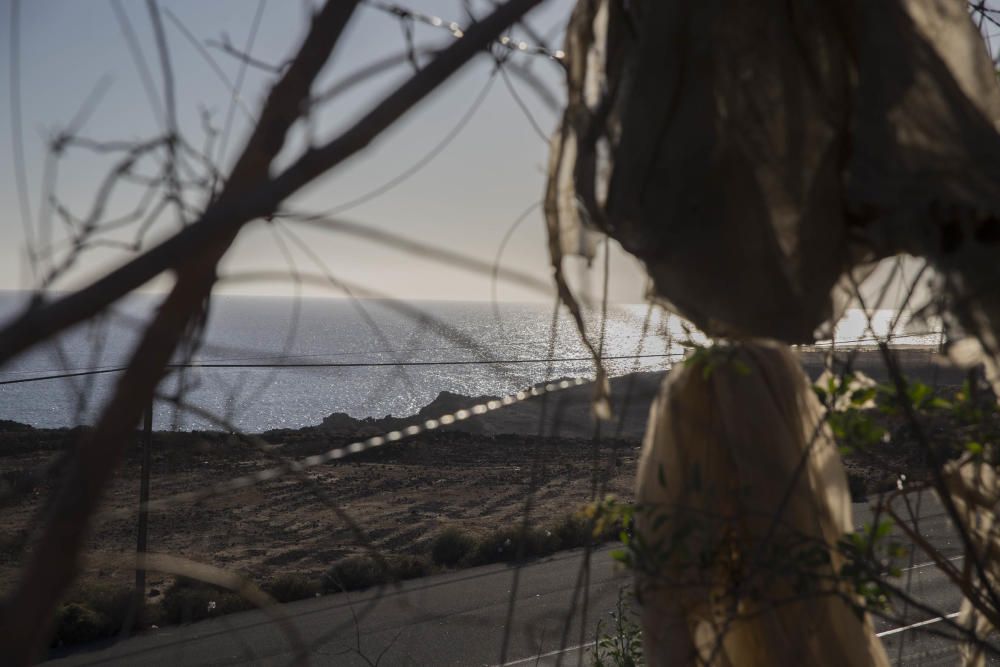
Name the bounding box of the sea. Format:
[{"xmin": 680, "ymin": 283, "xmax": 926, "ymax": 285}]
[{"xmin": 0, "ymin": 292, "xmax": 941, "ymax": 432}]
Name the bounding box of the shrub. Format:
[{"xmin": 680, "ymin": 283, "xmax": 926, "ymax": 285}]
[
  {"xmin": 431, "ymin": 527, "xmax": 476, "ymax": 567},
  {"xmin": 553, "ymin": 514, "xmax": 593, "ymax": 550},
  {"xmin": 592, "ymin": 587, "xmax": 643, "ymax": 667},
  {"xmin": 160, "ymin": 578, "xmax": 251, "ymax": 624},
  {"xmin": 263, "ymin": 573, "xmax": 321, "ymax": 603},
  {"xmin": 392, "ymin": 555, "xmax": 431, "ymax": 581},
  {"xmin": 321, "ymin": 554, "xmax": 432, "ymax": 593},
  {"xmin": 472, "ymin": 528, "xmax": 518, "ymax": 564},
  {"xmin": 50, "ymin": 581, "xmax": 134, "ymax": 646},
  {"xmin": 51, "ymin": 603, "xmax": 109, "ymax": 646},
  {"xmin": 472, "ymin": 525, "xmax": 559, "ymax": 565},
  {"xmin": 322, "ymin": 557, "xmax": 386, "ymax": 593}
]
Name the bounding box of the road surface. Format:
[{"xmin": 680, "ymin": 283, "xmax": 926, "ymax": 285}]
[{"xmin": 47, "ymin": 495, "xmax": 995, "ymax": 666}]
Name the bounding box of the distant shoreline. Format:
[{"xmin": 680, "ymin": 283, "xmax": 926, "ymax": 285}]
[
  {"xmin": 0, "ymin": 345, "xmax": 968, "ymax": 629},
  {"xmin": 0, "ymin": 346, "xmax": 964, "ymax": 440}
]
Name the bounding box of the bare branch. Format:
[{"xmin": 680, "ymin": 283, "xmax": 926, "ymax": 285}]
[
  {"xmin": 0, "ymin": 3, "xmax": 549, "ymax": 662},
  {"xmin": 0, "ymin": 2, "xmax": 360, "ymax": 660},
  {"xmin": 0, "ymin": 0, "xmax": 547, "ymax": 369},
  {"xmin": 208, "ymin": 31, "xmax": 290, "ymax": 75}
]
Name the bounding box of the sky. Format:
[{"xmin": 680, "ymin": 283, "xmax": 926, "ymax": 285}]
[
  {"xmin": 3, "ymin": 0, "xmax": 980, "ymax": 315},
  {"xmin": 0, "ymin": 0, "xmax": 655, "ymax": 304}
]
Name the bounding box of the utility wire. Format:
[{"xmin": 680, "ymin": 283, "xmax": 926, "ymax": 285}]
[
  {"xmin": 0, "ymin": 352, "xmax": 680, "ymax": 386},
  {"xmin": 0, "ymin": 331, "xmax": 664, "ymax": 377},
  {"xmin": 0, "ymin": 331, "xmax": 940, "ymax": 385}
]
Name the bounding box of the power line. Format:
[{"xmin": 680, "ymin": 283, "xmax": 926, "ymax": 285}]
[
  {"xmin": 0, "ymin": 352, "xmax": 680, "ymax": 386},
  {"xmin": 0, "ymin": 331, "xmax": 944, "ymax": 386},
  {"xmin": 0, "ymin": 331, "xmax": 664, "ymax": 377},
  {"xmin": 0, "ymin": 367, "xmax": 128, "ymax": 386},
  {"xmin": 0, "ymin": 328, "xmax": 941, "ymax": 384}
]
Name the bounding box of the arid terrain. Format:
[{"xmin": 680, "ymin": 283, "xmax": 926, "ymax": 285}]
[
  {"xmin": 0, "ymin": 418, "xmax": 639, "ymax": 600},
  {"xmin": 0, "ymin": 350, "xmax": 967, "ymax": 621}
]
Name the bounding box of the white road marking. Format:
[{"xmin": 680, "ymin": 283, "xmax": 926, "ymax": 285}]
[
  {"xmin": 500, "ymin": 608, "xmax": 964, "ymax": 665},
  {"xmin": 877, "ymin": 612, "xmax": 961, "ymax": 638},
  {"xmin": 496, "ymin": 641, "xmax": 595, "ymax": 666},
  {"xmin": 501, "ymin": 564, "xmax": 965, "ymax": 667},
  {"xmin": 901, "ymin": 555, "xmax": 963, "ymax": 572}
]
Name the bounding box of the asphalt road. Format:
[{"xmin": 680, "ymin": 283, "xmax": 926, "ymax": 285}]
[
  {"xmin": 46, "ymin": 545, "xmax": 623, "ymax": 667},
  {"xmin": 47, "ymin": 494, "xmax": 995, "ymax": 666},
  {"xmin": 857, "ymin": 493, "xmax": 997, "ymax": 667}
]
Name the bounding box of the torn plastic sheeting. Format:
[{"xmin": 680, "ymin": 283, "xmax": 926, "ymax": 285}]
[
  {"xmin": 549, "ymin": 0, "xmax": 1000, "ymax": 378},
  {"xmin": 635, "ymin": 341, "xmax": 889, "ymax": 666}
]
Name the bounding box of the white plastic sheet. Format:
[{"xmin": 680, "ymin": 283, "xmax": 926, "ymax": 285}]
[
  {"xmin": 635, "ymin": 342, "xmax": 889, "ymax": 665},
  {"xmin": 549, "ymin": 0, "xmax": 1000, "ymax": 381}
]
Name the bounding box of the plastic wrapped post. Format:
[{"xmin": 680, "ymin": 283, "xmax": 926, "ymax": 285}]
[
  {"xmin": 550, "ymin": 0, "xmax": 1000, "ymax": 397},
  {"xmin": 940, "ymin": 455, "xmax": 1000, "ymax": 667},
  {"xmin": 545, "ymin": 0, "xmax": 1000, "ymax": 661},
  {"xmin": 635, "ymin": 341, "xmax": 889, "ymax": 666}
]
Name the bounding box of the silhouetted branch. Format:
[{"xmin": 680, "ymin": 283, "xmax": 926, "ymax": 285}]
[
  {"xmin": 0, "ymin": 0, "xmax": 546, "ymax": 369},
  {"xmin": 0, "ymin": 3, "xmax": 548, "ymax": 663},
  {"xmin": 208, "ymin": 32, "xmax": 290, "ymax": 75}
]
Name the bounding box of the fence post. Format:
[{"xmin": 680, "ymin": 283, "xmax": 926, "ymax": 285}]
[{"xmin": 135, "ymin": 398, "xmax": 152, "ymax": 612}]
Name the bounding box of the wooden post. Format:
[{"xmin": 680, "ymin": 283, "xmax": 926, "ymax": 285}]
[{"xmin": 135, "ymin": 399, "xmax": 152, "ymax": 607}]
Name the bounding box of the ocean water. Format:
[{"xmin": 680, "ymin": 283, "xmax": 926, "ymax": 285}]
[{"xmin": 0, "ymin": 293, "xmax": 940, "ymax": 432}]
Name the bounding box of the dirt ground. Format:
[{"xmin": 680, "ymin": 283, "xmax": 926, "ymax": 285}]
[
  {"xmin": 0, "ymin": 424, "xmax": 638, "ymax": 597},
  {"xmin": 0, "ymin": 349, "xmax": 967, "ymax": 599}
]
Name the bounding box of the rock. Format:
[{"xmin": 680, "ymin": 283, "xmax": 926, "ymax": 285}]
[
  {"xmin": 416, "ymin": 391, "xmax": 499, "ymax": 419},
  {"xmin": 320, "ymin": 412, "xmax": 363, "ymax": 433},
  {"xmin": 0, "ymin": 419, "xmax": 34, "ymax": 432}
]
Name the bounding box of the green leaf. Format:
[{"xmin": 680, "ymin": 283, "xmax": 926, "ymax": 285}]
[
  {"xmin": 851, "ymin": 387, "xmax": 876, "ymax": 406},
  {"xmin": 874, "ymin": 519, "xmax": 894, "ymax": 540},
  {"xmin": 929, "ymin": 397, "xmax": 952, "ymax": 410},
  {"xmin": 909, "ymin": 382, "xmax": 932, "ymax": 406}
]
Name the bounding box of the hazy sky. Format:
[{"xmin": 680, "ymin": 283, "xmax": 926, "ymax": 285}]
[{"xmin": 0, "ymin": 0, "xmax": 651, "ymax": 303}]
